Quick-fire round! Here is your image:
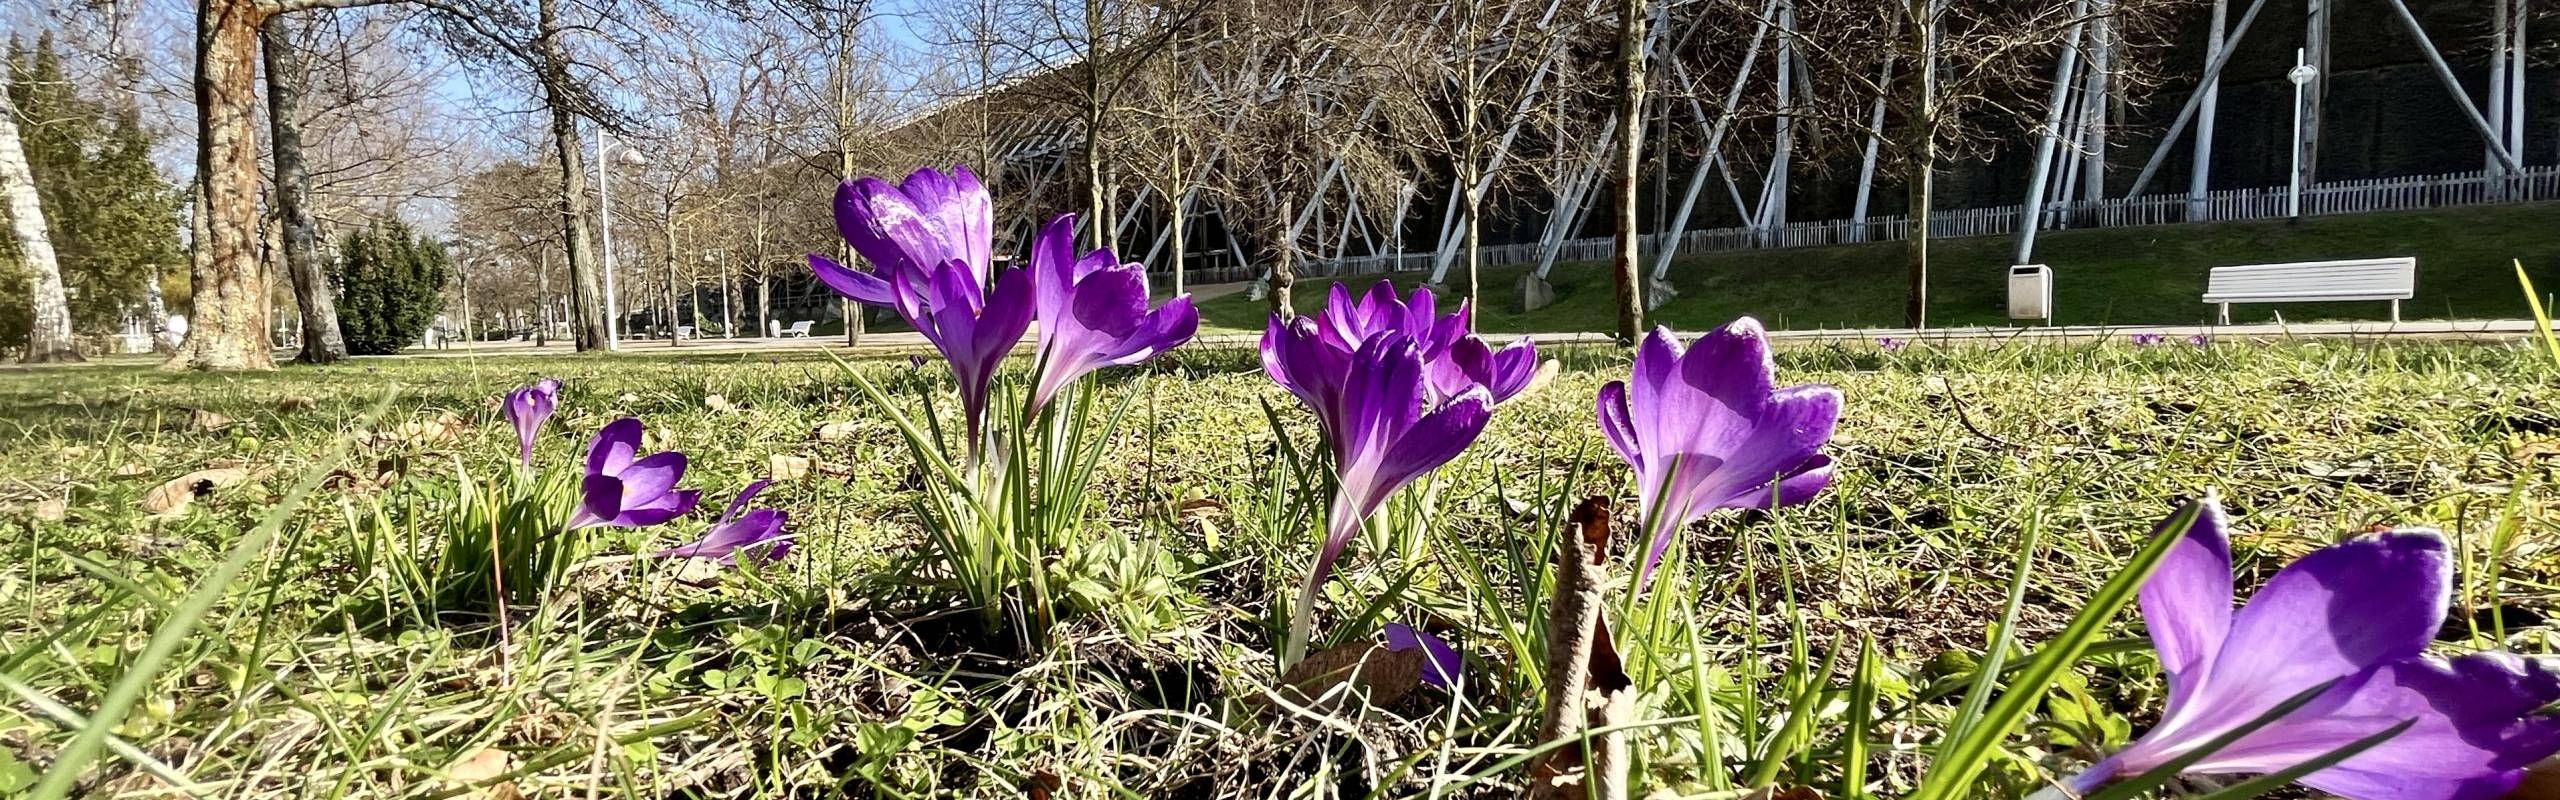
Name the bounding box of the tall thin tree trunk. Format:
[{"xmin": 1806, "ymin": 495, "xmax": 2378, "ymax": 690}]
[
  {"xmin": 1903, "ymin": 0, "xmax": 1937, "ymax": 330},
  {"xmin": 757, "ymin": 273, "xmax": 770, "ymax": 336},
  {"xmin": 538, "ymin": 0, "xmax": 608, "ymax": 351},
  {"xmin": 1168, "ymin": 185, "xmax": 1186, "ymax": 296},
  {"xmin": 1609, "ymin": 0, "xmax": 1648, "ymax": 344},
  {"xmin": 1, "ymin": 83, "xmax": 79, "ymax": 362},
  {"xmin": 168, "ymin": 0, "xmax": 277, "ymax": 369},
  {"xmin": 261, "ymin": 16, "xmax": 345, "ymax": 364}
]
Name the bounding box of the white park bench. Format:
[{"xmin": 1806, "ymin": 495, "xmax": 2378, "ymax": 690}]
[
  {"xmin": 674, "ymin": 325, "xmax": 696, "ymax": 340},
  {"xmin": 781, "ymin": 321, "xmax": 814, "ymax": 338},
  {"xmin": 2203, "ymin": 257, "xmax": 2415, "ymax": 324}
]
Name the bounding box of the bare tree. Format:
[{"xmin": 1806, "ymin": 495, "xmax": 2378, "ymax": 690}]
[
  {"xmin": 261, "ymin": 14, "xmax": 347, "ymax": 363},
  {"xmin": 1608, "ymin": 0, "xmax": 1647, "ymax": 343}
]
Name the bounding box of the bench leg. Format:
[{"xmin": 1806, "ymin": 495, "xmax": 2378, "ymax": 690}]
[
  {"xmin": 2389, "ymin": 300, "xmax": 2400, "ymax": 324},
  {"xmin": 2218, "ymin": 303, "xmax": 2230, "ymax": 326}
]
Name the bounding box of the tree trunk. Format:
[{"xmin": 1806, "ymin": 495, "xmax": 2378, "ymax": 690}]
[
  {"xmin": 1609, "ymin": 0, "xmax": 1648, "ymax": 345},
  {"xmin": 1168, "ymin": 187, "xmax": 1186, "ymax": 296},
  {"xmin": 1, "ymin": 83, "xmax": 80, "ymax": 363},
  {"xmin": 1270, "ymin": 195, "xmax": 1296, "ymax": 320},
  {"xmin": 261, "ymin": 15, "xmax": 345, "ymax": 364},
  {"xmin": 538, "ymin": 0, "xmax": 608, "ymax": 351},
  {"xmin": 167, "ymin": 0, "xmax": 277, "ymax": 370},
  {"xmin": 1903, "ymin": 0, "xmax": 1936, "ymax": 330}
]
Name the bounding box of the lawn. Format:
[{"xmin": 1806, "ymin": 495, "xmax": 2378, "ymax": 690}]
[
  {"xmin": 3, "ymin": 337, "xmax": 2555, "ymax": 797},
  {"xmin": 1198, "ymin": 203, "xmax": 2560, "ymax": 333}
]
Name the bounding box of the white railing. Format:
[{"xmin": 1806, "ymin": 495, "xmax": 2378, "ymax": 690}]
[{"xmin": 1291, "ymin": 165, "xmax": 2560, "ymax": 279}]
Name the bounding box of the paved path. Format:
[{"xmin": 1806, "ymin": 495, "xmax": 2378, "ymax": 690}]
[{"xmin": 392, "ymin": 317, "xmax": 2544, "ymax": 360}]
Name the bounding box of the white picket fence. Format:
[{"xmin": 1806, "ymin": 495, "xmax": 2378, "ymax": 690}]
[{"xmin": 1295, "ymin": 165, "xmax": 2560, "ymax": 279}]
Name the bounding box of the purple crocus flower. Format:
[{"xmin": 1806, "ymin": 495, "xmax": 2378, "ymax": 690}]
[
  {"xmin": 1876, "ymin": 337, "xmax": 1908, "ymax": 352},
  {"xmin": 1384, "ymin": 622, "xmax": 1463, "ymax": 689},
  {"xmin": 1264, "ymin": 322, "xmax": 1494, "ymax": 662},
  {"xmin": 504, "ymin": 378, "xmax": 560, "ymax": 466},
  {"xmin": 807, "ymin": 166, "xmax": 1031, "ymax": 449},
  {"xmin": 2187, "ymin": 333, "xmax": 2213, "ymax": 347},
  {"xmin": 567, "ymin": 418, "xmax": 702, "ymax": 530},
  {"xmin": 891, "ymin": 258, "xmax": 1034, "ymax": 448},
  {"xmin": 2061, "ymin": 499, "xmax": 2560, "ymax": 800},
  {"xmin": 1311, "ymin": 282, "xmax": 1540, "ymax": 405},
  {"xmin": 805, "ymin": 166, "xmax": 993, "ymax": 306},
  {"xmin": 1026, "ymin": 214, "xmax": 1199, "ymax": 413},
  {"xmin": 1597, "ymin": 321, "xmax": 1840, "ymax": 588},
  {"xmin": 654, "ymin": 480, "xmax": 792, "ymax": 565},
  {"xmin": 2131, "ymin": 332, "xmax": 2169, "ymax": 347}
]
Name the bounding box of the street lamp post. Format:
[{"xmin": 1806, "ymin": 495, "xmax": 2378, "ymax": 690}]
[
  {"xmin": 2287, "ymin": 50, "xmax": 2318, "ymax": 219},
  {"xmin": 595, "ymin": 128, "xmax": 647, "ymax": 349}
]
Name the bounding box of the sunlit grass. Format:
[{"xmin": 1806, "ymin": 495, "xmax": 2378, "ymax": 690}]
[{"xmin": 3, "ymin": 336, "xmax": 2553, "ymax": 797}]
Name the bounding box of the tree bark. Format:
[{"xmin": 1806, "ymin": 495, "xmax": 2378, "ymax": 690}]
[
  {"xmin": 261, "ymin": 15, "xmax": 346, "ymax": 364},
  {"xmin": 1168, "ymin": 185, "xmax": 1186, "ymax": 296},
  {"xmin": 1609, "ymin": 0, "xmax": 1648, "ymax": 345},
  {"xmin": 537, "ymin": 0, "xmax": 608, "ymax": 351},
  {"xmin": 1903, "ymin": 0, "xmax": 1937, "ymax": 330},
  {"xmin": 167, "ymin": 0, "xmax": 277, "ymax": 370},
  {"xmin": 1, "ymin": 82, "xmax": 80, "ymax": 363}
]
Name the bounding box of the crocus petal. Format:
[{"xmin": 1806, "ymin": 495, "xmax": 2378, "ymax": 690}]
[
  {"xmin": 2176, "ymin": 653, "xmax": 2560, "ymax": 797},
  {"xmin": 1030, "ymin": 213, "xmax": 1080, "ymax": 320},
  {"xmin": 2140, "ymin": 499, "xmax": 2236, "ymax": 691},
  {"xmin": 1596, "ymin": 381, "xmax": 1639, "ymax": 465},
  {"xmin": 1481, "ymin": 339, "xmax": 1541, "ymax": 403},
  {"xmin": 614, "ymin": 451, "xmax": 688, "ymax": 508},
  {"xmin": 587, "ymin": 418, "xmax": 642, "ymax": 477},
  {"xmin": 615, "ymin": 489, "xmax": 700, "ymax": 528},
  {"xmin": 1384, "ymin": 622, "xmax": 1464, "ymax": 689},
  {"xmin": 1355, "ymin": 392, "xmax": 1492, "ymax": 520},
  {"xmin": 720, "ymin": 479, "xmax": 774, "ymax": 525},
  {"xmin": 1703, "ymin": 384, "xmax": 1842, "ymax": 510},
  {"xmin": 2180, "ymin": 530, "xmax": 2450, "ymax": 734},
  {"xmin": 505, "ymin": 379, "xmax": 559, "ymax": 466},
  {"xmin": 574, "ymin": 474, "xmax": 625, "ymax": 530},
  {"xmin": 809, "ymin": 252, "xmax": 896, "ymax": 305}
]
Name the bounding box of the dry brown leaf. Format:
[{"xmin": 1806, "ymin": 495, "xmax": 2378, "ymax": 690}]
[
  {"xmin": 141, "ymin": 468, "xmax": 251, "ymax": 516},
  {"xmin": 113, "ymin": 462, "xmax": 151, "ymax": 478},
  {"xmin": 446, "ymin": 747, "xmax": 522, "ymax": 800},
  {"xmin": 277, "ymin": 395, "xmax": 318, "ymax": 412},
  {"xmin": 1276, "ymin": 640, "xmax": 1425, "ymax": 710},
  {"xmin": 33, "ymin": 497, "xmax": 68, "ymax": 522},
  {"xmin": 59, "ymin": 445, "xmax": 89, "ymax": 459},
  {"xmin": 190, "ymin": 409, "xmax": 233, "ymax": 432},
  {"xmin": 704, "ymin": 394, "xmax": 734, "ymax": 412},
  {"xmin": 769, "ymin": 454, "xmax": 816, "ymax": 481},
  {"xmin": 812, "ymin": 421, "xmax": 861, "ymax": 442}
]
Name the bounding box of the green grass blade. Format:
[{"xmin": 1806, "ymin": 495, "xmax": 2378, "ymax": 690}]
[
  {"xmin": 2516, "ymin": 260, "xmax": 2559, "ymax": 367},
  {"xmin": 27, "ymin": 393, "xmax": 390, "ymax": 800}
]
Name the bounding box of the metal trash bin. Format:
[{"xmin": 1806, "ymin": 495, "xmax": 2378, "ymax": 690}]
[{"xmin": 2008, "ymin": 264, "xmax": 2053, "ymax": 322}]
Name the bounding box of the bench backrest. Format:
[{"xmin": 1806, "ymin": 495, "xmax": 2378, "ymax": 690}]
[
  {"xmin": 784, "ymin": 321, "xmax": 813, "ymax": 334},
  {"xmin": 2205, "ymin": 257, "xmax": 2414, "ymax": 299}
]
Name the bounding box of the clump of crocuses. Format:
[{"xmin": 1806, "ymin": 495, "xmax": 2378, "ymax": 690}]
[
  {"xmin": 2056, "ymin": 497, "xmax": 2560, "ymax": 800},
  {"xmin": 1599, "ymin": 320, "xmax": 1839, "ymax": 589},
  {"xmin": 805, "ymin": 166, "xmax": 1196, "ymax": 639},
  {"xmin": 1262, "ymin": 281, "xmax": 1534, "ymax": 666}
]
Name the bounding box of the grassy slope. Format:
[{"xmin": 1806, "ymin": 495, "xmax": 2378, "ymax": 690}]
[{"xmin": 1198, "ymin": 203, "xmax": 2560, "ymax": 333}]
